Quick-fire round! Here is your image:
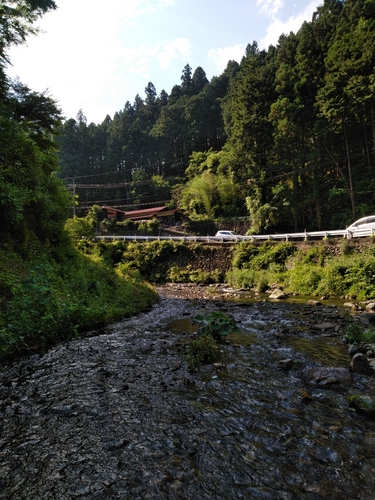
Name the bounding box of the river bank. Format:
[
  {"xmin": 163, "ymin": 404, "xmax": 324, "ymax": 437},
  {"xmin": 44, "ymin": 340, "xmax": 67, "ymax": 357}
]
[{"xmin": 0, "ymin": 285, "xmax": 375, "ymax": 499}]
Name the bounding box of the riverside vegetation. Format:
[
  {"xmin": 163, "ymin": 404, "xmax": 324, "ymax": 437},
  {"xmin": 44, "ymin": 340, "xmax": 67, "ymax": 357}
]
[
  {"xmin": 77, "ymin": 237, "xmax": 375, "ymax": 301},
  {"xmin": 62, "ymin": 236, "xmax": 375, "ymax": 370}
]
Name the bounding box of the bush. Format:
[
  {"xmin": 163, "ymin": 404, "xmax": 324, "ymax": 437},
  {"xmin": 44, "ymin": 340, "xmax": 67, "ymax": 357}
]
[
  {"xmin": 0, "ymin": 244, "xmax": 158, "ymax": 360},
  {"xmin": 186, "ymin": 311, "xmax": 240, "ymax": 370},
  {"xmin": 285, "ymin": 264, "xmax": 323, "ymax": 295},
  {"xmin": 167, "ymin": 265, "xmax": 222, "ymax": 284},
  {"xmin": 344, "ymin": 321, "xmax": 375, "ymax": 345},
  {"xmin": 186, "ymin": 334, "xmax": 217, "ymax": 371},
  {"xmin": 231, "ymin": 241, "xmax": 295, "ymax": 271}
]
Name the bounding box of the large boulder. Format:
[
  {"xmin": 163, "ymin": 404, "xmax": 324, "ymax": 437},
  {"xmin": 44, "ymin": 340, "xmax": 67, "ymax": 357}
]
[{"xmin": 302, "ymin": 367, "xmax": 352, "ymax": 386}]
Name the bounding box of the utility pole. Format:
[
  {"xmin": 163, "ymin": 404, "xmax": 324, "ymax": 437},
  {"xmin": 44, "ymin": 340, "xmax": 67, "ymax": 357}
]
[{"xmin": 72, "ymin": 178, "xmax": 76, "ymax": 217}]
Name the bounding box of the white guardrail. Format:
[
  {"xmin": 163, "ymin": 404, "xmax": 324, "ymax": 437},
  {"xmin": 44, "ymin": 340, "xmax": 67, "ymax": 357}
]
[{"xmin": 95, "ymin": 228, "xmax": 375, "ymax": 243}]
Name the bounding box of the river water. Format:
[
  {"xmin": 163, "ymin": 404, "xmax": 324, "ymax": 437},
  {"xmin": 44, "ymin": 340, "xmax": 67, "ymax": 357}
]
[{"xmin": 0, "ymin": 285, "xmax": 375, "ymax": 499}]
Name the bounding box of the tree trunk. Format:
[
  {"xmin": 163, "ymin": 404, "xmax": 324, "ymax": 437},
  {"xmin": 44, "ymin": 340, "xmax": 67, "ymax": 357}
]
[
  {"xmin": 371, "ymin": 102, "xmax": 375, "ymax": 168},
  {"xmin": 342, "ymin": 117, "xmax": 356, "ymax": 220}
]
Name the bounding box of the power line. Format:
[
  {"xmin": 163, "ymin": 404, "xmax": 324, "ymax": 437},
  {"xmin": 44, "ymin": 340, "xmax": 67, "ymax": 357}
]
[{"xmin": 77, "ymin": 200, "xmax": 171, "ymax": 210}]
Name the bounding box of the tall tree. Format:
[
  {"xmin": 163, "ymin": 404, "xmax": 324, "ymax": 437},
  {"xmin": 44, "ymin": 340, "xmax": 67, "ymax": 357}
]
[{"xmin": 181, "ymin": 64, "xmax": 193, "ymax": 95}]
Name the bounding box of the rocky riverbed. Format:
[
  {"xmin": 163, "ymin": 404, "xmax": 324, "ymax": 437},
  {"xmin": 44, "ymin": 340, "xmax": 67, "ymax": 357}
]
[{"xmin": 1, "ymin": 284, "xmax": 375, "ymax": 499}]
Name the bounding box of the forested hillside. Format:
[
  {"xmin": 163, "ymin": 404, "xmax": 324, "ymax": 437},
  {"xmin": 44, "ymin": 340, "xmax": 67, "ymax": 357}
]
[
  {"xmin": 57, "ymin": 0, "xmax": 375, "ymax": 233},
  {"xmin": 0, "ymin": 0, "xmax": 157, "ymax": 360}
]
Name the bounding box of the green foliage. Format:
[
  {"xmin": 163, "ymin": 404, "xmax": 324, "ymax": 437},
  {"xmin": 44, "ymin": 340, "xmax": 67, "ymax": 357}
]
[
  {"xmin": 344, "ymin": 321, "xmax": 375, "ymax": 346},
  {"xmin": 183, "ymin": 218, "xmax": 217, "ymax": 236},
  {"xmin": 193, "ymin": 311, "xmax": 240, "ymax": 341},
  {"xmin": 0, "ymin": 116, "xmax": 71, "ymax": 247},
  {"xmin": 227, "ymin": 241, "xmax": 375, "ymax": 300},
  {"xmin": 137, "ymin": 217, "xmax": 161, "ymax": 235},
  {"xmin": 85, "ymin": 204, "xmax": 106, "ymax": 232},
  {"xmin": 185, "ymin": 334, "xmax": 217, "ymax": 371},
  {"xmin": 167, "ymin": 265, "xmax": 222, "ymax": 284},
  {"xmin": 119, "ymin": 240, "xmax": 190, "ymax": 282},
  {"xmin": 0, "ymin": 0, "xmax": 159, "ymax": 361},
  {"xmin": 289, "ymin": 245, "xmax": 328, "ymax": 267},
  {"xmin": 65, "ymin": 216, "xmax": 94, "ymax": 240},
  {"xmin": 285, "ymin": 264, "xmax": 323, "ymax": 294},
  {"xmin": 186, "ymin": 311, "xmax": 239, "ymax": 370},
  {"xmin": 245, "ymin": 198, "xmax": 278, "ymax": 234},
  {"xmin": 231, "ymin": 241, "xmax": 296, "ymax": 271},
  {"xmin": 0, "ymin": 245, "xmax": 158, "ymax": 359}
]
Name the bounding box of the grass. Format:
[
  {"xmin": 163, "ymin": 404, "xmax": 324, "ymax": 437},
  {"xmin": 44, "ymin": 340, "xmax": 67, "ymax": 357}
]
[
  {"xmin": 227, "ymin": 241, "xmax": 375, "ymax": 300},
  {"xmin": 0, "ymin": 243, "xmax": 158, "ymax": 360}
]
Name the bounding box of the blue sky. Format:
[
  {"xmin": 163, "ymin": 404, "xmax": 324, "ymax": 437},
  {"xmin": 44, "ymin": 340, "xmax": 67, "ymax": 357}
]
[{"xmin": 6, "ymin": 0, "xmax": 323, "ymax": 125}]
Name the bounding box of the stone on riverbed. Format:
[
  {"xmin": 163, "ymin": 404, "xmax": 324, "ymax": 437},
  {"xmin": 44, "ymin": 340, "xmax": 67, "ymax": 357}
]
[
  {"xmin": 349, "ymin": 395, "xmax": 375, "ymax": 417},
  {"xmin": 349, "ymin": 353, "xmax": 372, "ymax": 374},
  {"xmin": 302, "ymin": 367, "xmax": 352, "ymax": 386},
  {"xmin": 278, "ymin": 359, "xmax": 294, "ymax": 370},
  {"xmin": 311, "ymin": 323, "xmax": 336, "ymax": 332},
  {"xmin": 307, "ymin": 300, "xmax": 322, "ymax": 306},
  {"xmin": 269, "ymin": 289, "xmax": 288, "ymax": 299}
]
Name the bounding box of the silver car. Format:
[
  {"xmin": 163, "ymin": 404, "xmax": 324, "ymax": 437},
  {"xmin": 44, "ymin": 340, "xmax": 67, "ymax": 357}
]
[
  {"xmin": 347, "ymin": 216, "xmax": 375, "ymax": 238},
  {"xmin": 215, "ymin": 230, "xmax": 238, "ymax": 240}
]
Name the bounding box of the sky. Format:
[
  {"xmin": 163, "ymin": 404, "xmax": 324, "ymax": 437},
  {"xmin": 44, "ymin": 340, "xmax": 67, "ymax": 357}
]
[{"xmin": 6, "ymin": 0, "xmax": 323, "ymax": 125}]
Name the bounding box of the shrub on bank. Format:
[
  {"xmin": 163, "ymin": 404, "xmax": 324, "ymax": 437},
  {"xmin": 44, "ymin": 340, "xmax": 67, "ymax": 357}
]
[
  {"xmin": 167, "ymin": 265, "xmax": 222, "ymax": 285},
  {"xmin": 227, "ymin": 241, "xmax": 375, "ymax": 300},
  {"xmin": 0, "ymin": 244, "xmax": 157, "ymax": 360}
]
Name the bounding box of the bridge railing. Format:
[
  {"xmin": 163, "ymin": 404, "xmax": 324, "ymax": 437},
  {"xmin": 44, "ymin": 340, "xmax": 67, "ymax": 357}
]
[{"xmin": 94, "ymin": 227, "xmax": 375, "ymax": 243}]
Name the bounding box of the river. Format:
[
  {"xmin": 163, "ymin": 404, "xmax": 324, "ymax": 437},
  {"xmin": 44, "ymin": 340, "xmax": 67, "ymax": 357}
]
[{"xmin": 0, "ymin": 284, "xmax": 374, "ymax": 499}]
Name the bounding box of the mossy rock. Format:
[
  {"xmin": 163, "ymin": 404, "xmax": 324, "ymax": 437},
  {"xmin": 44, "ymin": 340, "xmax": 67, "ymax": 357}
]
[{"xmin": 348, "ymin": 395, "xmax": 375, "ymax": 417}]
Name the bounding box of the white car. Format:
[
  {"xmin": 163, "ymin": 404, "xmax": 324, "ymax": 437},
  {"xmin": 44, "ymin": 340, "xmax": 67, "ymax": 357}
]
[
  {"xmin": 347, "ymin": 216, "xmax": 375, "ymax": 238},
  {"xmin": 215, "ymin": 230, "xmax": 238, "ymax": 239}
]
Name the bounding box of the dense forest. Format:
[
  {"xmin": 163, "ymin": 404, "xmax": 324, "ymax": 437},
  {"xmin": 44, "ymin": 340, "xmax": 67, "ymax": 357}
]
[{"xmin": 57, "ymin": 0, "xmax": 375, "ymax": 233}]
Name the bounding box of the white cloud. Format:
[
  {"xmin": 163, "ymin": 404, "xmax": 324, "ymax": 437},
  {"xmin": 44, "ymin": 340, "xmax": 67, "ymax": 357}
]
[
  {"xmin": 259, "ymin": 1, "xmax": 321, "ymax": 49},
  {"xmin": 256, "ymin": 0, "xmax": 284, "ymax": 17},
  {"xmin": 118, "ymin": 38, "xmax": 191, "ymax": 78},
  {"xmin": 157, "ymin": 38, "xmax": 192, "ymax": 68},
  {"xmin": 208, "ymin": 45, "xmax": 246, "ymax": 71}
]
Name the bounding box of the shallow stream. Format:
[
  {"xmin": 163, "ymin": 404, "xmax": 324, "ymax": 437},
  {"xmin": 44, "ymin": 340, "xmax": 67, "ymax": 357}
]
[{"xmin": 0, "ymin": 286, "xmax": 375, "ymax": 499}]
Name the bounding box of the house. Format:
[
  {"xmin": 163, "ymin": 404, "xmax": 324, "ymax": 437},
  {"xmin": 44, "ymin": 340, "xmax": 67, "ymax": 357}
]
[
  {"xmin": 101, "ymin": 205, "xmax": 179, "ymax": 226},
  {"xmin": 123, "ymin": 206, "xmax": 179, "ymax": 226},
  {"xmin": 101, "ymin": 206, "xmax": 127, "ymax": 221}
]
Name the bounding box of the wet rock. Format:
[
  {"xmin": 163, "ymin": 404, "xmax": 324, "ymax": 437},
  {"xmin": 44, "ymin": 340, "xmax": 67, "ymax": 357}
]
[
  {"xmin": 269, "ymin": 289, "xmax": 288, "ymax": 300},
  {"xmin": 365, "ymin": 302, "xmax": 375, "ymax": 310},
  {"xmin": 297, "ymin": 389, "xmax": 313, "ymax": 400},
  {"xmin": 343, "ymin": 302, "xmax": 359, "ymax": 310},
  {"xmin": 358, "ymin": 312, "xmax": 375, "ymax": 325},
  {"xmin": 302, "ymin": 367, "xmax": 352, "ymax": 386},
  {"xmin": 350, "ymin": 353, "xmax": 372, "ymax": 374},
  {"xmin": 311, "ymin": 323, "xmax": 336, "ymax": 332},
  {"xmin": 348, "ymin": 345, "xmax": 368, "ymax": 356},
  {"xmin": 307, "ymin": 300, "xmax": 322, "ymax": 306},
  {"xmin": 274, "ymin": 332, "xmax": 286, "ymax": 339},
  {"xmin": 349, "ymin": 395, "xmax": 375, "ymax": 417},
  {"xmin": 278, "ymin": 359, "xmax": 293, "ymax": 370},
  {"xmin": 212, "ymin": 363, "xmax": 226, "ymax": 370}
]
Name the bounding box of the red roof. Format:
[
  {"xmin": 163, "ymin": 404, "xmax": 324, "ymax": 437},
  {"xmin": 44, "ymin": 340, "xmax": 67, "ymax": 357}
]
[
  {"xmin": 101, "ymin": 206, "xmax": 126, "ymax": 214},
  {"xmin": 124, "ymin": 206, "xmax": 168, "ymax": 217},
  {"xmin": 124, "ymin": 206, "xmax": 177, "ymax": 221}
]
